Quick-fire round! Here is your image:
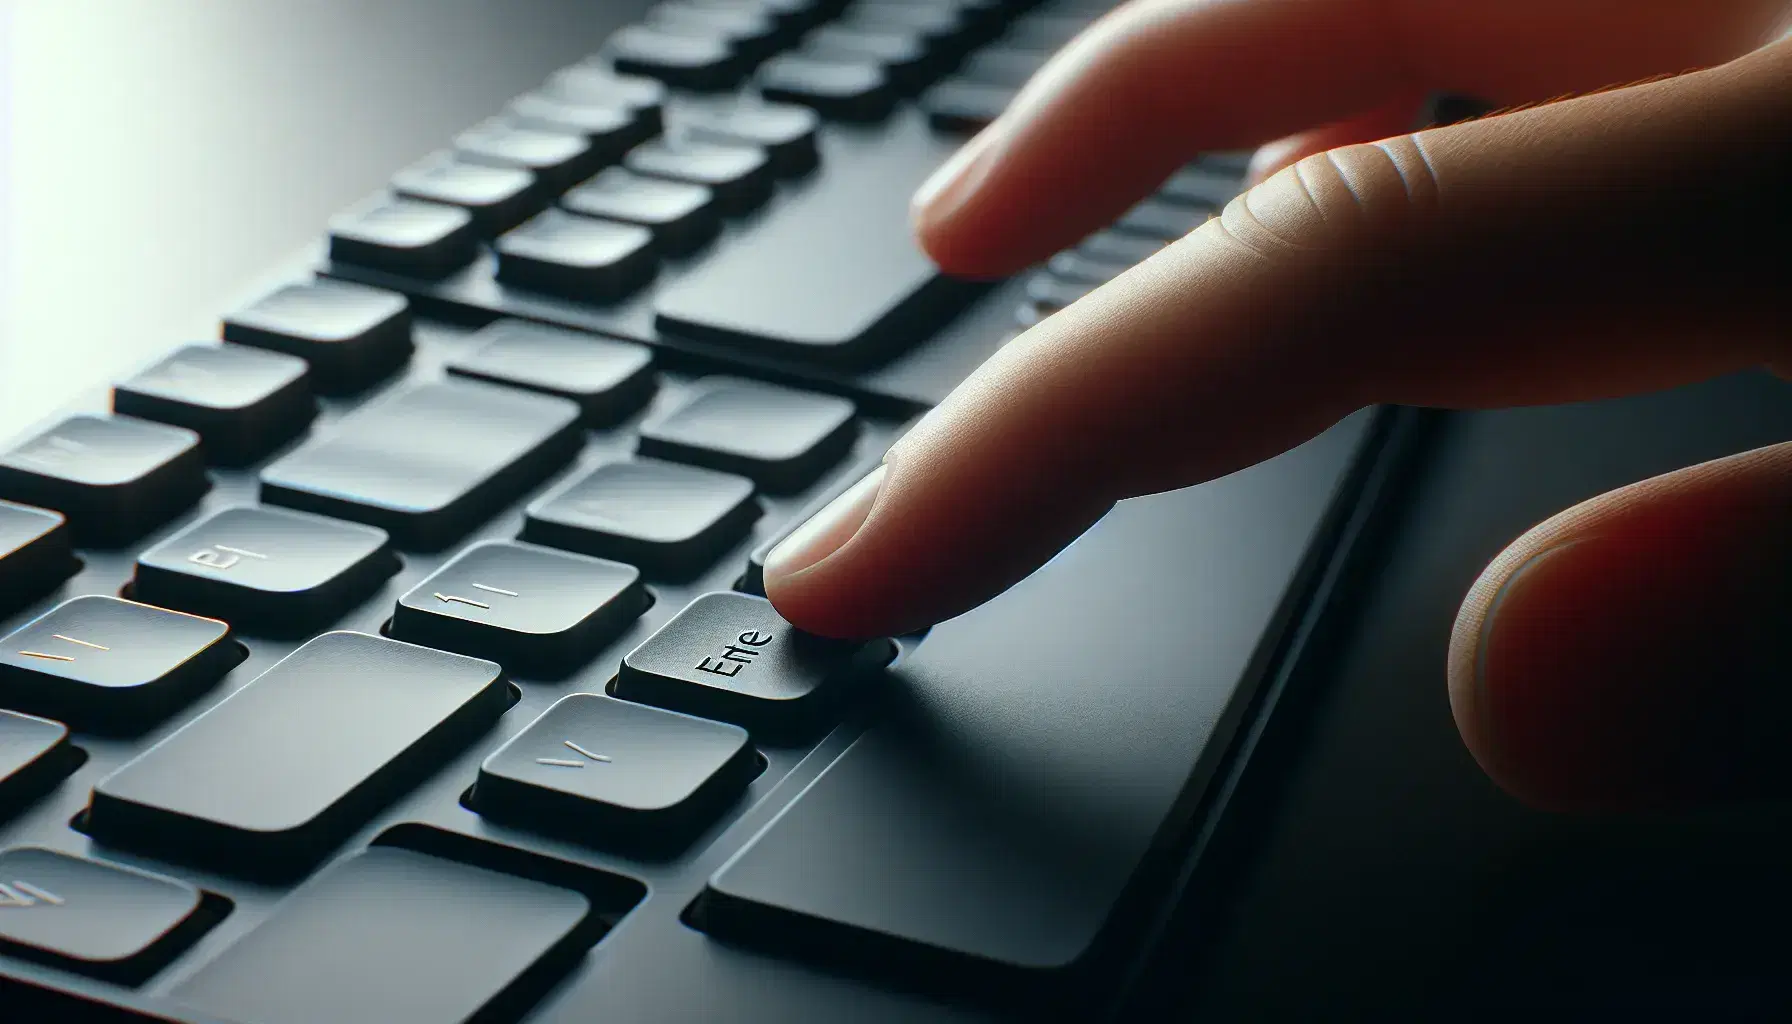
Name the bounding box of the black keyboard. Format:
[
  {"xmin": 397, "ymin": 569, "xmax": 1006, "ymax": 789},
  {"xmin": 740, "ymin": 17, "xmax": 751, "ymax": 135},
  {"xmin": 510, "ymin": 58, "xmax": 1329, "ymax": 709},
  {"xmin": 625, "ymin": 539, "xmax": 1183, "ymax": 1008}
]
[{"xmin": 0, "ymin": 2, "xmax": 1396, "ymax": 1021}]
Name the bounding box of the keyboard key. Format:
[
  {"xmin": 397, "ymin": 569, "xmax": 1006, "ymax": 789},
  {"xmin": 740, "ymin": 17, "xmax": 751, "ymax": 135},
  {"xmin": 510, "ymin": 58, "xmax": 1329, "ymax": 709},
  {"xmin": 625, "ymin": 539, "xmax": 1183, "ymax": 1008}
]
[
  {"xmin": 616, "ymin": 592, "xmax": 877, "ymax": 738},
  {"xmin": 474, "ymin": 693, "xmax": 756, "ymax": 845},
  {"xmin": 0, "ymin": 502, "xmax": 74, "ymax": 615},
  {"xmin": 260, "ymin": 379, "xmax": 582, "ymax": 550},
  {"xmin": 133, "ymin": 506, "xmax": 396, "ymax": 635},
  {"xmin": 637, "ymin": 378, "xmax": 857, "ymax": 492},
  {"xmin": 624, "ymin": 138, "xmax": 773, "ymax": 216},
  {"xmin": 327, "ymin": 195, "xmax": 479, "ymax": 276},
  {"xmin": 737, "ymin": 452, "xmax": 881, "ymax": 595},
  {"xmin": 544, "ymin": 66, "xmax": 667, "ymax": 135},
  {"xmin": 523, "ymin": 459, "xmax": 759, "ymax": 578},
  {"xmin": 391, "ymin": 540, "xmax": 649, "ymax": 676},
  {"xmin": 1079, "ymin": 228, "xmax": 1165, "ymax": 266},
  {"xmin": 0, "ymin": 847, "xmax": 205, "ymax": 985},
  {"xmin": 1158, "ymin": 164, "xmax": 1240, "ymax": 208},
  {"xmin": 1113, "ymin": 197, "xmax": 1208, "ymax": 240},
  {"xmin": 1195, "ymin": 149, "xmax": 1254, "ymax": 176},
  {"xmin": 507, "ymin": 92, "xmax": 652, "ymax": 158},
  {"xmin": 0, "ymin": 415, "xmax": 207, "ymax": 546},
  {"xmin": 222, "ymin": 280, "xmax": 413, "ymax": 396},
  {"xmin": 1023, "ymin": 270, "xmax": 1094, "ymax": 311},
  {"xmin": 603, "ymin": 24, "xmax": 748, "ymax": 92},
  {"xmin": 1001, "ymin": 11, "xmax": 1090, "ymax": 49},
  {"xmin": 845, "ymin": 2, "xmax": 970, "ymax": 55},
  {"xmin": 560, "ymin": 168, "xmax": 719, "ymax": 256},
  {"xmin": 391, "ymin": 151, "xmax": 539, "ymax": 236},
  {"xmin": 87, "ymin": 632, "xmax": 509, "ymax": 880},
  {"xmin": 0, "ymin": 711, "xmax": 75, "ymax": 818},
  {"xmin": 497, "ymin": 209, "xmax": 658, "ymax": 301},
  {"xmin": 0, "ymin": 596, "xmax": 235, "ymax": 732},
  {"xmin": 757, "ymin": 53, "xmax": 895, "ymax": 122},
  {"xmin": 921, "ymin": 77, "xmax": 1014, "ymax": 133},
  {"xmin": 650, "ymin": 1, "xmax": 783, "ymax": 61},
  {"xmin": 1047, "ymin": 248, "xmax": 1129, "ymax": 286},
  {"xmin": 959, "ymin": 45, "xmax": 1050, "ymax": 87},
  {"xmin": 454, "ymin": 119, "xmax": 598, "ymax": 192},
  {"xmin": 173, "ymin": 846, "xmax": 593, "ymax": 1024},
  {"xmin": 445, "ymin": 319, "xmax": 657, "ymax": 424},
  {"xmin": 801, "ymin": 25, "xmax": 936, "ymax": 92},
  {"xmin": 679, "ymin": 101, "xmax": 820, "ymax": 177},
  {"xmin": 112, "ymin": 344, "xmax": 315, "ymax": 466}
]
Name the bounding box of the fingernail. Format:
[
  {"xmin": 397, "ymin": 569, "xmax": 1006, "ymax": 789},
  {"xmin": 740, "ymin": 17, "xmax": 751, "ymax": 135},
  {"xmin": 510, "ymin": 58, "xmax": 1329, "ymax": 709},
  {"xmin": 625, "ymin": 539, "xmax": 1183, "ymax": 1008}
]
[
  {"xmin": 912, "ymin": 124, "xmax": 1004, "ymax": 222},
  {"xmin": 763, "ymin": 464, "xmax": 888, "ymax": 582}
]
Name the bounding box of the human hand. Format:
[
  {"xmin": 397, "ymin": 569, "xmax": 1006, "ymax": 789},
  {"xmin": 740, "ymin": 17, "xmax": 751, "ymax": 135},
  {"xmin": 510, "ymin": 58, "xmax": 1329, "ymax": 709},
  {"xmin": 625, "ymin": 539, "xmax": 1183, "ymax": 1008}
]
[{"xmin": 761, "ymin": 0, "xmax": 1792, "ymax": 812}]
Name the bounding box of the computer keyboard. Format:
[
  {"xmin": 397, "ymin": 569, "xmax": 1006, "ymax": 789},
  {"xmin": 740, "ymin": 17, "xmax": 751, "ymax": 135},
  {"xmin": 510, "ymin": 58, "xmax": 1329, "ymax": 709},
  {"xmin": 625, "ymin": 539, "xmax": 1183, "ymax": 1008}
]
[{"xmin": 0, "ymin": 1, "xmax": 1400, "ymax": 1021}]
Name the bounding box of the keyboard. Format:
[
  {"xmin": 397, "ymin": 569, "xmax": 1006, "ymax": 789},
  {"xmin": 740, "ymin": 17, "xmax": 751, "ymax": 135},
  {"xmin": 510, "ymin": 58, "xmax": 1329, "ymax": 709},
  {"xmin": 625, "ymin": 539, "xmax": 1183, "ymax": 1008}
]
[{"xmin": 0, "ymin": 1, "xmax": 1399, "ymax": 1021}]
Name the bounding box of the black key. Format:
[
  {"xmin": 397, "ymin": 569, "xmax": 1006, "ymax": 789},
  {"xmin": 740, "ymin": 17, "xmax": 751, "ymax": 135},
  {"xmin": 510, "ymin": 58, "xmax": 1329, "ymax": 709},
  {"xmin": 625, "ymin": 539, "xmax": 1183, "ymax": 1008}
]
[
  {"xmin": 0, "ymin": 847, "xmax": 205, "ymax": 985},
  {"xmin": 637, "ymin": 377, "xmax": 857, "ymax": 492},
  {"xmin": 260, "ymin": 379, "xmax": 582, "ymax": 550},
  {"xmin": 1159, "ymin": 164, "xmax": 1240, "ymax": 208},
  {"xmin": 1114, "ymin": 196, "xmax": 1208, "ymax": 240},
  {"xmin": 1015, "ymin": 300, "xmax": 1048, "ymax": 328},
  {"xmin": 757, "ymin": 53, "xmax": 895, "ymax": 122},
  {"xmin": 845, "ymin": 2, "xmax": 970, "ymax": 55},
  {"xmin": 738, "ymin": 452, "xmax": 880, "ymax": 595},
  {"xmin": 495, "ymin": 208, "xmax": 658, "ymax": 301},
  {"xmin": 327, "ymin": 195, "xmax": 477, "ymax": 277},
  {"xmin": 173, "ymin": 845, "xmax": 596, "ymax": 1024},
  {"xmin": 391, "ymin": 151, "xmax": 539, "ymax": 236},
  {"xmin": 0, "ymin": 415, "xmax": 207, "ymax": 546},
  {"xmin": 543, "ymin": 66, "xmax": 667, "ymax": 136},
  {"xmin": 959, "ymin": 45, "xmax": 1050, "ymax": 87},
  {"xmin": 1195, "ymin": 149, "xmax": 1253, "ymax": 175},
  {"xmin": 801, "ymin": 25, "xmax": 936, "ymax": 92},
  {"xmin": 692, "ymin": 0, "xmax": 833, "ymax": 30},
  {"xmin": 560, "ymin": 168, "xmax": 719, "ymax": 256},
  {"xmin": 1079, "ymin": 228, "xmax": 1165, "ymax": 266},
  {"xmin": 650, "ymin": 1, "xmax": 783, "ymax": 60},
  {"xmin": 1001, "ymin": 11, "xmax": 1090, "ymax": 49},
  {"xmin": 522, "ymin": 459, "xmax": 759, "ymax": 578},
  {"xmin": 615, "ymin": 592, "xmax": 877, "ymax": 738},
  {"xmin": 624, "ymin": 138, "xmax": 773, "ymax": 216},
  {"xmin": 86, "ymin": 632, "xmax": 509, "ymax": 880},
  {"xmin": 1047, "ymin": 248, "xmax": 1129, "ymax": 285},
  {"xmin": 446, "ymin": 319, "xmax": 658, "ymax": 425},
  {"xmin": 133, "ymin": 506, "xmax": 396, "ymax": 634},
  {"xmin": 391, "ymin": 540, "xmax": 649, "ymax": 676},
  {"xmin": 679, "ymin": 101, "xmax": 820, "ymax": 177},
  {"xmin": 508, "ymin": 92, "xmax": 652, "ymax": 158},
  {"xmin": 604, "ymin": 25, "xmax": 748, "ymax": 92},
  {"xmin": 0, "ymin": 711, "xmax": 75, "ymax": 818},
  {"xmin": 921, "ymin": 77, "xmax": 1014, "ymax": 133},
  {"xmin": 454, "ymin": 119, "xmax": 598, "ymax": 193},
  {"xmin": 112, "ymin": 344, "xmax": 315, "ymax": 466},
  {"xmin": 0, "ymin": 596, "xmax": 235, "ymax": 732},
  {"xmin": 1023, "ymin": 270, "xmax": 1093, "ymax": 311},
  {"xmin": 0, "ymin": 502, "xmax": 74, "ymax": 615},
  {"xmin": 474, "ymin": 692, "xmax": 756, "ymax": 847},
  {"xmin": 222, "ymin": 280, "xmax": 413, "ymax": 396}
]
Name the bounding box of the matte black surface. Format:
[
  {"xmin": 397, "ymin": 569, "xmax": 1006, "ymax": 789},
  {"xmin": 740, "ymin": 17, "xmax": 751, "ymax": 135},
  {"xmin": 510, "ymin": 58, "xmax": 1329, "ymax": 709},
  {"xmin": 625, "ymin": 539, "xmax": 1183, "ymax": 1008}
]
[
  {"xmin": 523, "ymin": 457, "xmax": 761, "ymax": 577},
  {"xmin": 624, "ymin": 138, "xmax": 774, "ymax": 215},
  {"xmin": 496, "ymin": 208, "xmax": 660, "ymax": 300},
  {"xmin": 0, "ymin": 503, "xmax": 73, "ymax": 616},
  {"xmin": 221, "ymin": 280, "xmax": 414, "ymax": 396},
  {"xmin": 561, "ymin": 168, "xmax": 721, "ymax": 255},
  {"xmin": 0, "ymin": 416, "xmax": 207, "ymax": 547},
  {"xmin": 327, "ymin": 195, "xmax": 480, "ymax": 277},
  {"xmin": 390, "ymin": 152, "xmax": 542, "ymax": 237},
  {"xmin": 921, "ymin": 77, "xmax": 1014, "ymax": 133},
  {"xmin": 638, "ymin": 377, "xmax": 858, "ymax": 492},
  {"xmin": 0, "ymin": 712, "xmax": 71, "ymax": 818},
  {"xmin": 958, "ymin": 46, "xmax": 1050, "ymax": 87},
  {"xmin": 0, "ymin": 847, "xmax": 203, "ymax": 982},
  {"xmin": 111, "ymin": 344, "xmax": 317, "ymax": 467},
  {"xmin": 445, "ymin": 318, "xmax": 659, "ymax": 424}
]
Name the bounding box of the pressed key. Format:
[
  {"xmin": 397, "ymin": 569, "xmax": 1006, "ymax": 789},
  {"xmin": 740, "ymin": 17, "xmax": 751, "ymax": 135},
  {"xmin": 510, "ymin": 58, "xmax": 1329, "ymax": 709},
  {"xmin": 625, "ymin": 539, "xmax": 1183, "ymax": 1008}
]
[
  {"xmin": 327, "ymin": 195, "xmax": 478, "ymax": 277},
  {"xmin": 495, "ymin": 208, "xmax": 658, "ymax": 301},
  {"xmin": 1114, "ymin": 197, "xmax": 1209, "ymax": 240},
  {"xmin": 1024, "ymin": 270, "xmax": 1094, "ymax": 311},
  {"xmin": 921, "ymin": 77, "xmax": 1014, "ymax": 133},
  {"xmin": 679, "ymin": 101, "xmax": 820, "ymax": 177},
  {"xmin": 624, "ymin": 138, "xmax": 773, "ymax": 216},
  {"xmin": 1079, "ymin": 228, "xmax": 1166, "ymax": 266},
  {"xmin": 173, "ymin": 846, "xmax": 596, "ymax": 1024},
  {"xmin": 0, "ymin": 847, "xmax": 206, "ymax": 985},
  {"xmin": 0, "ymin": 502, "xmax": 75, "ymax": 615},
  {"xmin": 0, "ymin": 415, "xmax": 207, "ymax": 546},
  {"xmin": 391, "ymin": 540, "xmax": 649, "ymax": 676},
  {"xmin": 0, "ymin": 711, "xmax": 76, "ymax": 819},
  {"xmin": 474, "ymin": 693, "xmax": 756, "ymax": 846},
  {"xmin": 757, "ymin": 53, "xmax": 895, "ymax": 122},
  {"xmin": 0, "ymin": 596, "xmax": 235, "ymax": 732},
  {"xmin": 260, "ymin": 379, "xmax": 582, "ymax": 550},
  {"xmin": 561, "ymin": 168, "xmax": 719, "ymax": 256},
  {"xmin": 650, "ymin": 1, "xmax": 783, "ymax": 60},
  {"xmin": 637, "ymin": 377, "xmax": 857, "ymax": 492},
  {"xmin": 391, "ymin": 151, "xmax": 539, "ymax": 236},
  {"xmin": 616, "ymin": 591, "xmax": 878, "ymax": 738},
  {"xmin": 112, "ymin": 344, "xmax": 315, "ymax": 466},
  {"xmin": 454, "ymin": 119, "xmax": 599, "ymax": 192},
  {"xmin": 800, "ymin": 25, "xmax": 936, "ymax": 92},
  {"xmin": 133, "ymin": 506, "xmax": 397, "ymax": 635},
  {"xmin": 522, "ymin": 458, "xmax": 760, "ymax": 578},
  {"xmin": 508, "ymin": 92, "xmax": 652, "ymax": 158},
  {"xmin": 86, "ymin": 632, "xmax": 510, "ymax": 880},
  {"xmin": 604, "ymin": 24, "xmax": 748, "ymax": 92},
  {"xmin": 738, "ymin": 451, "xmax": 880, "ymax": 595},
  {"xmin": 545, "ymin": 66, "xmax": 667, "ymax": 135},
  {"xmin": 446, "ymin": 319, "xmax": 657, "ymax": 424},
  {"xmin": 222, "ymin": 279, "xmax": 412, "ymax": 395},
  {"xmin": 1048, "ymin": 249, "xmax": 1130, "ymax": 286}
]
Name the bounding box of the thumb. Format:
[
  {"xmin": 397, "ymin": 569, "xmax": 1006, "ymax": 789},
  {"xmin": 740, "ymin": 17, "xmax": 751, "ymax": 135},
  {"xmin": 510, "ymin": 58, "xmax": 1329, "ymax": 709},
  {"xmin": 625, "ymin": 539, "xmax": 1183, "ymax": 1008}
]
[{"xmin": 765, "ymin": 43, "xmax": 1792, "ymax": 639}]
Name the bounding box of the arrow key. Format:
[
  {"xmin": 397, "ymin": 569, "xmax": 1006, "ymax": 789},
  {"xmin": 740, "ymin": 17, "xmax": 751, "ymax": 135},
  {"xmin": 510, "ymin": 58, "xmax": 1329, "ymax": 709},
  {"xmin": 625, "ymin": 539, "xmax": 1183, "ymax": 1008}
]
[{"xmin": 0, "ymin": 846, "xmax": 207, "ymax": 985}]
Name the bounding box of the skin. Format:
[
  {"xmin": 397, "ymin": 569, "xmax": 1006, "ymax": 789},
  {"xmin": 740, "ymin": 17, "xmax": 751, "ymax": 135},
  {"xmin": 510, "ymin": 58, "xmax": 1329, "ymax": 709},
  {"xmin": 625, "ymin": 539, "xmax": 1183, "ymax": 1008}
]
[{"xmin": 762, "ymin": 0, "xmax": 1792, "ymax": 812}]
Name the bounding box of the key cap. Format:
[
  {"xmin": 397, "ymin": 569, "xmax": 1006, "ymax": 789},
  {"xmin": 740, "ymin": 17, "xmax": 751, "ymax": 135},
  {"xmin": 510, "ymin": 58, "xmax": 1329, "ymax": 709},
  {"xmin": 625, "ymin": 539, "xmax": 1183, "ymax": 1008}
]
[
  {"xmin": 637, "ymin": 378, "xmax": 857, "ymax": 492},
  {"xmin": 624, "ymin": 138, "xmax": 773, "ymax": 216},
  {"xmin": 455, "ymin": 119, "xmax": 599, "ymax": 193},
  {"xmin": 959, "ymin": 45, "xmax": 1050, "ymax": 87},
  {"xmin": 133, "ymin": 506, "xmax": 396, "ymax": 635},
  {"xmin": 757, "ymin": 53, "xmax": 895, "ymax": 122},
  {"xmin": 1023, "ymin": 271, "xmax": 1093, "ymax": 311},
  {"xmin": 0, "ymin": 847, "xmax": 205, "ymax": 985},
  {"xmin": 391, "ymin": 540, "xmax": 649, "ymax": 676},
  {"xmin": 614, "ymin": 591, "xmax": 878, "ymax": 738},
  {"xmin": 560, "ymin": 168, "xmax": 720, "ymax": 256},
  {"xmin": 0, "ymin": 711, "xmax": 75, "ymax": 819},
  {"xmin": 1079, "ymin": 228, "xmax": 1165, "ymax": 266},
  {"xmin": 508, "ymin": 92, "xmax": 652, "ymax": 159},
  {"xmin": 650, "ymin": 1, "xmax": 783, "ymax": 61},
  {"xmin": 679, "ymin": 101, "xmax": 820, "ymax": 177},
  {"xmin": 0, "ymin": 596, "xmax": 235, "ymax": 732},
  {"xmin": 496, "ymin": 208, "xmax": 659, "ymax": 301},
  {"xmin": 1000, "ymin": 11, "xmax": 1089, "ymax": 49},
  {"xmin": 800, "ymin": 25, "xmax": 936, "ymax": 92},
  {"xmin": 544, "ymin": 66, "xmax": 667, "ymax": 136},
  {"xmin": 446, "ymin": 319, "xmax": 658, "ymax": 424},
  {"xmin": 260, "ymin": 379, "xmax": 582, "ymax": 550},
  {"xmin": 1159, "ymin": 165, "xmax": 1240, "ymax": 208},
  {"xmin": 87, "ymin": 632, "xmax": 510, "ymax": 880},
  {"xmin": 604, "ymin": 24, "xmax": 748, "ymax": 93},
  {"xmin": 0, "ymin": 502, "xmax": 74, "ymax": 615},
  {"xmin": 222, "ymin": 279, "xmax": 413, "ymax": 396},
  {"xmin": 391, "ymin": 151, "xmax": 540, "ymax": 237},
  {"xmin": 173, "ymin": 845, "xmax": 595, "ymax": 1024},
  {"xmin": 921, "ymin": 77, "xmax": 1014, "ymax": 133},
  {"xmin": 1113, "ymin": 197, "xmax": 1208, "ymax": 240},
  {"xmin": 523, "ymin": 459, "xmax": 759, "ymax": 578},
  {"xmin": 845, "ymin": 2, "xmax": 971, "ymax": 55},
  {"xmin": 327, "ymin": 195, "xmax": 478, "ymax": 277},
  {"xmin": 0, "ymin": 415, "xmax": 207, "ymax": 546},
  {"xmin": 737, "ymin": 452, "xmax": 880, "ymax": 595},
  {"xmin": 474, "ymin": 692, "xmax": 756, "ymax": 847},
  {"xmin": 112, "ymin": 344, "xmax": 315, "ymax": 466}
]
